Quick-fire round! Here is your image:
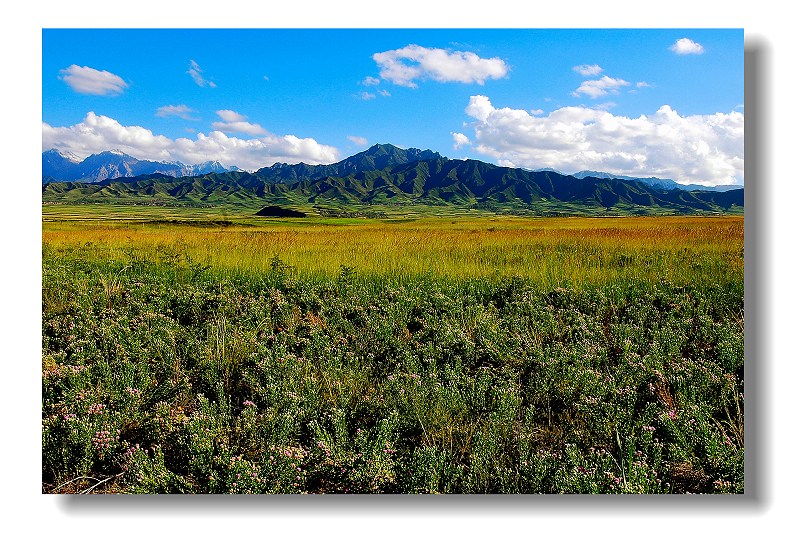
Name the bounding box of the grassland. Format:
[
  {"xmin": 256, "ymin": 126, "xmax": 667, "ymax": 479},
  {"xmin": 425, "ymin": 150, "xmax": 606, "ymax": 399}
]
[
  {"xmin": 42, "ymin": 203, "xmax": 744, "ymax": 494},
  {"xmin": 43, "ymin": 203, "xmax": 742, "ymax": 286}
]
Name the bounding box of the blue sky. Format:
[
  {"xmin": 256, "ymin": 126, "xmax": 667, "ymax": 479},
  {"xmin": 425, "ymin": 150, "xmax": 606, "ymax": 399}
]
[{"xmin": 42, "ymin": 29, "xmax": 743, "ymax": 185}]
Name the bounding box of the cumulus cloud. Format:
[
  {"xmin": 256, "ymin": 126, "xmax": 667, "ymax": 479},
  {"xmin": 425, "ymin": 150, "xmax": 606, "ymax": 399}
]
[
  {"xmin": 372, "ymin": 44, "xmax": 508, "ymax": 88},
  {"xmin": 636, "ymin": 81, "xmax": 653, "ymax": 88},
  {"xmin": 378, "ymin": 89, "xmax": 391, "ymax": 97},
  {"xmin": 211, "ymin": 110, "xmax": 267, "ymax": 136},
  {"xmin": 356, "ymin": 91, "xmax": 376, "ymax": 100},
  {"xmin": 155, "ymin": 104, "xmax": 197, "ymax": 120},
  {"xmin": 451, "ymin": 132, "xmax": 470, "ymax": 150},
  {"xmin": 362, "ymin": 76, "xmax": 381, "ymax": 86},
  {"xmin": 461, "ymin": 95, "xmax": 743, "ymax": 186},
  {"xmin": 59, "ymin": 65, "xmax": 128, "ymax": 96},
  {"xmin": 572, "ymin": 76, "xmax": 631, "ymax": 99},
  {"xmin": 187, "ymin": 60, "xmax": 217, "ymax": 88},
  {"xmin": 347, "ymin": 135, "xmax": 368, "ymax": 146},
  {"xmin": 42, "ymin": 111, "xmax": 340, "ymax": 171},
  {"xmin": 670, "ymin": 38, "xmax": 705, "ymax": 55},
  {"xmin": 573, "ymin": 64, "xmax": 603, "ymax": 77}
]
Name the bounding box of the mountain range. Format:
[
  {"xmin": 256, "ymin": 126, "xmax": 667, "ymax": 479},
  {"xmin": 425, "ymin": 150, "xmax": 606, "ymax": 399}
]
[
  {"xmin": 529, "ymin": 168, "xmax": 741, "ymax": 192},
  {"xmin": 42, "ymin": 149, "xmax": 241, "ymax": 184},
  {"xmin": 42, "ymin": 144, "xmax": 744, "ymax": 215},
  {"xmin": 569, "ymin": 171, "xmax": 741, "ymax": 192}
]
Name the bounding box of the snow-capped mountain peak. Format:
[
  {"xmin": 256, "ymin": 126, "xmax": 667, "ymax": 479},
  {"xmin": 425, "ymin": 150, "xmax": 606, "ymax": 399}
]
[{"xmin": 42, "ymin": 149, "xmax": 243, "ymax": 183}]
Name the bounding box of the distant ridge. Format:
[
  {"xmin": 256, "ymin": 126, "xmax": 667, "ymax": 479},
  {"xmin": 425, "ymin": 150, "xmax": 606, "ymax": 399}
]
[
  {"xmin": 43, "ymin": 144, "xmax": 743, "ymax": 215},
  {"xmin": 42, "ymin": 149, "xmax": 241, "ymax": 184},
  {"xmin": 534, "ymin": 168, "xmax": 742, "ymax": 192}
]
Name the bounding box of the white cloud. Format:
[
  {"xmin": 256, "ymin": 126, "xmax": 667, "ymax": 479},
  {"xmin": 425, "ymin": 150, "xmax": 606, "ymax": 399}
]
[
  {"xmin": 636, "ymin": 81, "xmax": 653, "ymax": 88},
  {"xmin": 451, "ymin": 132, "xmax": 470, "ymax": 150},
  {"xmin": 155, "ymin": 104, "xmax": 197, "ymax": 120},
  {"xmin": 572, "ymin": 64, "xmax": 603, "ymax": 77},
  {"xmin": 42, "ymin": 111, "xmax": 340, "ymax": 171},
  {"xmin": 59, "ymin": 65, "xmax": 128, "ymax": 96},
  {"xmin": 187, "ymin": 60, "xmax": 217, "ymax": 88},
  {"xmin": 372, "ymin": 44, "xmax": 508, "ymax": 88},
  {"xmin": 378, "ymin": 89, "xmax": 391, "ymax": 97},
  {"xmin": 211, "ymin": 110, "xmax": 267, "ymax": 136},
  {"xmin": 347, "ymin": 135, "xmax": 368, "ymax": 146},
  {"xmin": 593, "ymin": 102, "xmax": 617, "ymax": 111},
  {"xmin": 670, "ymin": 38, "xmax": 705, "ymax": 55},
  {"xmin": 572, "ymin": 76, "xmax": 631, "ymax": 99},
  {"xmin": 216, "ymin": 110, "xmax": 247, "ymax": 123},
  {"xmin": 462, "ymin": 95, "xmax": 744, "ymax": 186},
  {"xmin": 530, "ymin": 109, "xmax": 544, "ymax": 115},
  {"xmin": 263, "ymin": 75, "xmax": 270, "ymax": 81},
  {"xmin": 362, "ymin": 76, "xmax": 381, "ymax": 86},
  {"xmin": 356, "ymin": 91, "xmax": 376, "ymax": 100}
]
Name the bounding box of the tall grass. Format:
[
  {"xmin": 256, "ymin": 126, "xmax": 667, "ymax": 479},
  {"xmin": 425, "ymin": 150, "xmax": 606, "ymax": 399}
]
[{"xmin": 42, "ymin": 215, "xmax": 743, "ymax": 288}]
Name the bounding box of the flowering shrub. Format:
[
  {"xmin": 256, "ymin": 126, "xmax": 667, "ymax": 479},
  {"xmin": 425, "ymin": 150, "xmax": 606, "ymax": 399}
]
[
  {"xmin": 42, "ymin": 252, "xmax": 744, "ymax": 494},
  {"xmin": 306, "ymin": 410, "xmax": 399, "ymax": 493}
]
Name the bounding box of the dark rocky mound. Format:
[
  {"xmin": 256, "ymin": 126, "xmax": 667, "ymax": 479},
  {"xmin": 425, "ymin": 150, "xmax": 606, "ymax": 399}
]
[{"xmin": 255, "ymin": 205, "xmax": 307, "ymax": 218}]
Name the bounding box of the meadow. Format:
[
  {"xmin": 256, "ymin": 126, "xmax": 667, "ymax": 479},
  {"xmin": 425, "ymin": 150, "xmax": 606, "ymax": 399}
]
[{"xmin": 42, "ymin": 204, "xmax": 744, "ymax": 494}]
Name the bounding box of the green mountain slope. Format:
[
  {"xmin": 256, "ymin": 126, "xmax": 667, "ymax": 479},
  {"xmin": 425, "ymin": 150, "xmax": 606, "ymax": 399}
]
[{"xmin": 42, "ymin": 144, "xmax": 744, "ymax": 215}]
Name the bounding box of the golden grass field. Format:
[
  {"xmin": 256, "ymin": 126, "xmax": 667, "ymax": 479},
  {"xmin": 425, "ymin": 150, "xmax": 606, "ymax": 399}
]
[{"xmin": 42, "ymin": 205, "xmax": 743, "ymax": 288}]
